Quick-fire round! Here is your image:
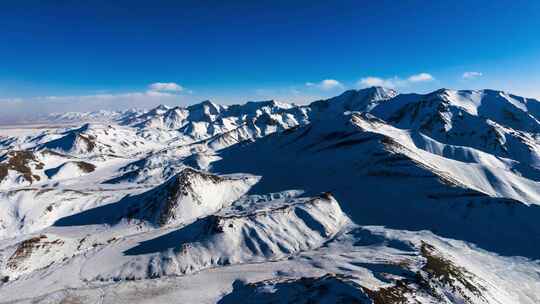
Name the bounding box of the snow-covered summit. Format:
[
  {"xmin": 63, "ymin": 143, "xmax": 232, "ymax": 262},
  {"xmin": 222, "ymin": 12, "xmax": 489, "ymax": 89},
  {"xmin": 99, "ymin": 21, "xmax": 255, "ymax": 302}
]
[
  {"xmin": 310, "ymin": 86, "xmax": 397, "ymax": 114},
  {"xmin": 131, "ymin": 168, "xmax": 259, "ymax": 227}
]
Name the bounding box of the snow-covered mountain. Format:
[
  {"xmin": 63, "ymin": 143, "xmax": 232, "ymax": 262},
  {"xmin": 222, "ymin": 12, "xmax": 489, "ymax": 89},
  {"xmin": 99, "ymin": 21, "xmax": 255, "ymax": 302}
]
[
  {"xmin": 45, "ymin": 108, "xmax": 144, "ymax": 124},
  {"xmin": 1, "ymin": 87, "xmax": 540, "ymax": 304}
]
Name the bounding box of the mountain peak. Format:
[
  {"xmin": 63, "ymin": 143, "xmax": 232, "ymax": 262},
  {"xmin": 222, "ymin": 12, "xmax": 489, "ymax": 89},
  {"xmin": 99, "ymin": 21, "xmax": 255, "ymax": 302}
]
[
  {"xmin": 359, "ymin": 86, "xmax": 398, "ymax": 97},
  {"xmin": 187, "ymin": 100, "xmax": 222, "ymax": 115},
  {"xmin": 154, "ymin": 104, "xmax": 171, "ymax": 111},
  {"xmin": 310, "ymin": 87, "xmax": 397, "ymax": 114},
  {"xmin": 238, "ymin": 99, "xmax": 293, "ymax": 113},
  {"xmin": 140, "ymin": 168, "xmax": 258, "ymax": 227},
  {"xmin": 147, "ymin": 104, "xmax": 171, "ymax": 116}
]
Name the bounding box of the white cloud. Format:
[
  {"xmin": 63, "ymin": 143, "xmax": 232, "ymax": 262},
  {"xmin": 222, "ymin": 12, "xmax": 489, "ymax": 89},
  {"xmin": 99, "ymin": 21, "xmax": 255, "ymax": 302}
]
[
  {"xmin": 148, "ymin": 82, "xmax": 184, "ymax": 92},
  {"xmin": 462, "ymin": 71, "xmax": 483, "ymax": 80},
  {"xmin": 358, "ymin": 76, "xmax": 401, "ymax": 88},
  {"xmin": 408, "ymin": 73, "xmax": 434, "ymax": 82},
  {"xmin": 305, "ymin": 79, "xmax": 344, "ymax": 91},
  {"xmin": 320, "ymin": 79, "xmax": 343, "ymax": 90},
  {"xmin": 358, "ymin": 72, "xmax": 434, "ymax": 89}
]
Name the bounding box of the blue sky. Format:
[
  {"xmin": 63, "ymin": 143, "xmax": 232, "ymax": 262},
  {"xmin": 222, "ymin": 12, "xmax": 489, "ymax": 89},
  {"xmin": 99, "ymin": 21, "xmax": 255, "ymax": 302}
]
[{"xmin": 1, "ymin": 0, "xmax": 539, "ymax": 119}]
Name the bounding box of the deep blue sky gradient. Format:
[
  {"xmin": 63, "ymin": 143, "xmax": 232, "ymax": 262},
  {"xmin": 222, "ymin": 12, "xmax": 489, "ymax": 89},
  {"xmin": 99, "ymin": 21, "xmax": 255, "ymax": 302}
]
[{"xmin": 1, "ymin": 0, "xmax": 539, "ymax": 105}]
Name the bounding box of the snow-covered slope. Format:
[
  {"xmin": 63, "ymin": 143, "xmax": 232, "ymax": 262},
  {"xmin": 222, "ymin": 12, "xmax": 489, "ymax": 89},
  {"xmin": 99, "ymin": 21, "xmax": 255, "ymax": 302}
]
[
  {"xmin": 135, "ymin": 168, "xmax": 258, "ymax": 227},
  {"xmin": 1, "ymin": 87, "xmax": 540, "ymax": 304},
  {"xmin": 45, "ymin": 161, "xmax": 96, "ymax": 180},
  {"xmin": 72, "ymin": 168, "xmax": 260, "ymax": 228},
  {"xmin": 371, "ymin": 89, "xmax": 540, "ymax": 170},
  {"xmin": 79, "ymin": 193, "xmax": 350, "ymax": 281}
]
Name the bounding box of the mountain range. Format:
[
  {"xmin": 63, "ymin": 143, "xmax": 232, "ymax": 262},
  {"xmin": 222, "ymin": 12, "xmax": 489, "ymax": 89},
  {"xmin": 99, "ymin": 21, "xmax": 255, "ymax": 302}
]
[{"xmin": 1, "ymin": 87, "xmax": 539, "ymax": 303}]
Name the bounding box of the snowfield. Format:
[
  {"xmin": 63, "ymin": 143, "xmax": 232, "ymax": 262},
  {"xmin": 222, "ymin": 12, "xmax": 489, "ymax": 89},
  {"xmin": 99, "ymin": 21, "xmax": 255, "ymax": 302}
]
[{"xmin": 1, "ymin": 87, "xmax": 540, "ymax": 303}]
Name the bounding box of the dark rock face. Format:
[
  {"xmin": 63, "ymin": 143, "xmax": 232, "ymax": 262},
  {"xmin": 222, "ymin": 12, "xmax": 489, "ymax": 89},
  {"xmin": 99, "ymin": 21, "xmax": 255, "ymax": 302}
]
[
  {"xmin": 0, "ymin": 150, "xmax": 44, "ymax": 183},
  {"xmin": 73, "ymin": 161, "xmax": 96, "ymax": 173}
]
